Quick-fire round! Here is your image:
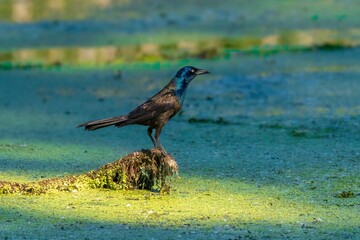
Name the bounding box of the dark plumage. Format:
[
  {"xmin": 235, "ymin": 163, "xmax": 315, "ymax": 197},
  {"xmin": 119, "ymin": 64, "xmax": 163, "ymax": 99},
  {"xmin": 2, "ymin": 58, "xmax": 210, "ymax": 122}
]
[{"xmin": 78, "ymin": 66, "xmax": 209, "ymax": 154}]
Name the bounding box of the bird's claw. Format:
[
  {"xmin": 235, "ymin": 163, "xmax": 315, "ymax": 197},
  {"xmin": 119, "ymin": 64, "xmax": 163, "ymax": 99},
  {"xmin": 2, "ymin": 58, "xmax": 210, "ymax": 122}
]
[
  {"xmin": 160, "ymin": 148, "xmax": 169, "ymax": 156},
  {"xmin": 155, "ymin": 144, "xmax": 168, "ymax": 156}
]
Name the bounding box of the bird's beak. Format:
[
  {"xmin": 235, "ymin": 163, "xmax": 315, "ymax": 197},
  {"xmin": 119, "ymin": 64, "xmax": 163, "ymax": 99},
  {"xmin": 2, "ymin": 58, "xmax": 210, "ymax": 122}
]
[{"xmin": 195, "ymin": 69, "xmax": 210, "ymax": 75}]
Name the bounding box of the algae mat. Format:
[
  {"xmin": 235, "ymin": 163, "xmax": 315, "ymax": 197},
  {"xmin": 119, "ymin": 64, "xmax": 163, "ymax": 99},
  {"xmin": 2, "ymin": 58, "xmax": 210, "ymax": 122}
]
[{"xmin": 1, "ymin": 49, "xmax": 359, "ymax": 239}]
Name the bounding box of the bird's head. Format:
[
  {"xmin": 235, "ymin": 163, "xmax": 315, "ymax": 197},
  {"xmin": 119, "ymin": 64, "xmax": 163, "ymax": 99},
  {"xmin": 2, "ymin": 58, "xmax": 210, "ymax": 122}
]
[
  {"xmin": 174, "ymin": 66, "xmax": 210, "ymax": 84},
  {"xmin": 172, "ymin": 66, "xmax": 209, "ymax": 103}
]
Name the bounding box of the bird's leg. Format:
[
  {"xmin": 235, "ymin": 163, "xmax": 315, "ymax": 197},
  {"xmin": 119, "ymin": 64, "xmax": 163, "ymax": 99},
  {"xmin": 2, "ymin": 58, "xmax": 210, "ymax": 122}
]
[
  {"xmin": 147, "ymin": 127, "xmax": 156, "ymax": 147},
  {"xmin": 155, "ymin": 127, "xmax": 168, "ymax": 155}
]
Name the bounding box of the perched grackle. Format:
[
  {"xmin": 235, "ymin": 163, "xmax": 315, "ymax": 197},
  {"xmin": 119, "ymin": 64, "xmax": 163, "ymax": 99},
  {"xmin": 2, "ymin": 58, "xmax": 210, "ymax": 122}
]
[{"xmin": 78, "ymin": 66, "xmax": 209, "ymax": 154}]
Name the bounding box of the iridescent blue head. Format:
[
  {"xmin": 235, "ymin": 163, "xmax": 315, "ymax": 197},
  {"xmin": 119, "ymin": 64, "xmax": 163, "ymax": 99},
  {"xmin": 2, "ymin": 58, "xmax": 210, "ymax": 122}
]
[{"xmin": 172, "ymin": 66, "xmax": 209, "ymax": 103}]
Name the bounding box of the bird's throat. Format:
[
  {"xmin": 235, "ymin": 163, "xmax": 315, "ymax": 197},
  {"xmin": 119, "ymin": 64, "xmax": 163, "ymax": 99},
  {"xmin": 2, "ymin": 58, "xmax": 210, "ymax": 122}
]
[
  {"xmin": 175, "ymin": 88, "xmax": 187, "ymax": 104},
  {"xmin": 173, "ymin": 77, "xmax": 190, "ymax": 104}
]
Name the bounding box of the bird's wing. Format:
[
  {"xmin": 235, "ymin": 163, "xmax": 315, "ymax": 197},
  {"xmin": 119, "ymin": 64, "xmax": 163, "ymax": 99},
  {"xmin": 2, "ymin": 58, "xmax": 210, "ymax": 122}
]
[{"xmin": 122, "ymin": 101, "xmax": 175, "ymax": 125}]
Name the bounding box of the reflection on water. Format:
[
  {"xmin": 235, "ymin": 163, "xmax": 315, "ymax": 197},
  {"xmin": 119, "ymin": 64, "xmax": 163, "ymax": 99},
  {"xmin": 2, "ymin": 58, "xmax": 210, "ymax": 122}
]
[
  {"xmin": 0, "ymin": 29, "xmax": 358, "ymax": 67},
  {"xmin": 0, "ymin": 1, "xmax": 359, "ymax": 67},
  {"xmin": 0, "ymin": 0, "xmax": 121, "ymax": 22},
  {"xmin": 12, "ymin": 0, "xmax": 33, "ymax": 22}
]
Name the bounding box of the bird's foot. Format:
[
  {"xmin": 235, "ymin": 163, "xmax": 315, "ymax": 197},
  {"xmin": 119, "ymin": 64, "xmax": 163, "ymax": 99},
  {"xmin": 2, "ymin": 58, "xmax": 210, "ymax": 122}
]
[
  {"xmin": 160, "ymin": 148, "xmax": 169, "ymax": 156},
  {"xmin": 155, "ymin": 145, "xmax": 169, "ymax": 156}
]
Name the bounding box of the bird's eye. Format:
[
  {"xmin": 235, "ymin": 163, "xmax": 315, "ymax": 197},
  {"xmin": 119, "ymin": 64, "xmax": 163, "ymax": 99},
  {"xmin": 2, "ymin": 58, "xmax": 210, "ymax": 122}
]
[{"xmin": 191, "ymin": 69, "xmax": 195, "ymax": 73}]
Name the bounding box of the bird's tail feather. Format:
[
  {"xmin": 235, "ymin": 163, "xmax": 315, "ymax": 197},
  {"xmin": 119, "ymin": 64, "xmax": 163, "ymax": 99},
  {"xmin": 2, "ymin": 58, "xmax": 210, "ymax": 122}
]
[{"xmin": 78, "ymin": 116, "xmax": 128, "ymax": 131}]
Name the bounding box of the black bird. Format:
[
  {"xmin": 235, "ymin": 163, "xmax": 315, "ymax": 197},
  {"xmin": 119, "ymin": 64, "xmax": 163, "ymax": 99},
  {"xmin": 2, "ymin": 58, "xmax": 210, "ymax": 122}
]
[{"xmin": 78, "ymin": 66, "xmax": 209, "ymax": 154}]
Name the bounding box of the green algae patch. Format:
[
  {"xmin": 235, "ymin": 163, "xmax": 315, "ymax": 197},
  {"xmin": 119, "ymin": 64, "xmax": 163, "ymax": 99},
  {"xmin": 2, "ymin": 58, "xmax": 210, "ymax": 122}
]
[
  {"xmin": 334, "ymin": 190, "xmax": 356, "ymax": 199},
  {"xmin": 0, "ymin": 175, "xmax": 359, "ymax": 239},
  {"xmin": 188, "ymin": 117, "xmax": 230, "ymax": 125},
  {"xmin": 259, "ymin": 123, "xmax": 338, "ymax": 139},
  {"xmin": 0, "ymin": 149, "xmax": 178, "ymax": 195}
]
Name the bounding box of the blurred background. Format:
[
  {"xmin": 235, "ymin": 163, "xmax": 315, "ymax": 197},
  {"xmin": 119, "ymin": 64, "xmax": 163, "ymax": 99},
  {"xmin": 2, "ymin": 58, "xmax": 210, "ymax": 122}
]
[{"xmin": 0, "ymin": 0, "xmax": 359, "ymax": 67}]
